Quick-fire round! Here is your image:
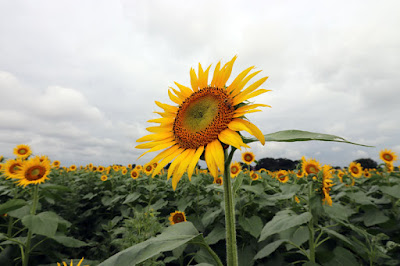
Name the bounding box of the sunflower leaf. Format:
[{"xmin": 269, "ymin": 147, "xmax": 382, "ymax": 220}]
[
  {"xmin": 243, "ymin": 130, "xmax": 372, "ymax": 147},
  {"xmin": 0, "ymin": 199, "xmax": 27, "ymax": 215}
]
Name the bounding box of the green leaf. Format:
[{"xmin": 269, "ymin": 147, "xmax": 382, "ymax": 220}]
[
  {"xmin": 51, "ymin": 234, "xmax": 88, "ymax": 247},
  {"xmin": 204, "ymin": 224, "xmax": 225, "ymax": 245},
  {"xmin": 254, "ymin": 239, "xmax": 287, "ymax": 260},
  {"xmin": 22, "ymin": 211, "xmax": 59, "ymax": 237},
  {"xmin": 122, "ymin": 192, "xmax": 141, "ymax": 204},
  {"xmin": 98, "ymin": 222, "xmax": 200, "ymax": 266},
  {"xmin": 363, "ymin": 207, "xmax": 389, "ymax": 227},
  {"xmin": 239, "ymin": 215, "xmax": 263, "ymax": 238},
  {"xmin": 0, "ymin": 199, "xmax": 26, "ymax": 215},
  {"xmin": 259, "ymin": 210, "xmax": 312, "ymax": 242},
  {"xmin": 346, "ymin": 191, "xmax": 375, "ymax": 206},
  {"xmin": 380, "ymin": 185, "xmax": 400, "ymax": 199},
  {"xmin": 241, "ymin": 184, "xmax": 264, "ymax": 195},
  {"xmin": 201, "ymin": 209, "xmax": 222, "ymax": 228},
  {"xmin": 244, "ymin": 130, "xmax": 372, "ymax": 147},
  {"xmin": 322, "ymin": 228, "xmax": 354, "ymax": 247},
  {"xmin": 7, "ymin": 205, "xmax": 30, "ymax": 219},
  {"xmin": 233, "ymin": 173, "xmax": 244, "ymax": 195},
  {"xmin": 323, "ymin": 202, "xmax": 356, "ymax": 221},
  {"xmin": 324, "ymin": 246, "xmax": 358, "ymax": 266}
]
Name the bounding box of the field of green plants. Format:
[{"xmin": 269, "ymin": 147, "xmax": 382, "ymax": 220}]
[{"xmin": 1, "ymin": 147, "xmax": 399, "ymax": 266}]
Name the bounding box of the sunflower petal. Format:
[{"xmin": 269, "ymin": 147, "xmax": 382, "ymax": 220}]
[
  {"xmin": 147, "ymin": 117, "xmax": 175, "ymax": 124},
  {"xmin": 167, "ymin": 149, "xmax": 191, "ymax": 180},
  {"xmin": 149, "ymin": 145, "xmax": 180, "ymax": 166},
  {"xmin": 210, "ymin": 140, "xmax": 225, "ymax": 175},
  {"xmin": 233, "ymin": 89, "xmax": 270, "ymax": 106},
  {"xmin": 218, "ymin": 128, "xmax": 250, "ymax": 150},
  {"xmin": 155, "ymin": 101, "xmax": 178, "ymax": 113},
  {"xmin": 235, "ymin": 103, "xmax": 271, "ymax": 113},
  {"xmin": 146, "ymin": 126, "xmax": 172, "ymax": 133},
  {"xmin": 172, "ymin": 149, "xmax": 195, "ymax": 190},
  {"xmin": 233, "ymin": 109, "xmax": 262, "ymax": 118},
  {"xmin": 227, "ymin": 66, "xmax": 254, "ymax": 93},
  {"xmin": 174, "ymin": 82, "xmax": 192, "ymax": 98},
  {"xmin": 152, "ymin": 147, "xmax": 184, "ymax": 177},
  {"xmin": 229, "ymin": 118, "xmax": 265, "ymax": 145},
  {"xmin": 187, "ymin": 146, "xmax": 205, "ymax": 180},
  {"xmin": 211, "ymin": 61, "xmax": 221, "ymax": 87},
  {"xmin": 231, "ymin": 70, "xmax": 262, "ymax": 97},
  {"xmin": 137, "ymin": 139, "xmax": 175, "ymax": 158},
  {"xmin": 219, "ymin": 55, "xmax": 237, "ymax": 86},
  {"xmin": 205, "ymin": 144, "xmax": 218, "ymax": 178},
  {"xmin": 168, "ymin": 89, "xmax": 183, "ymax": 105},
  {"xmin": 136, "ymin": 132, "xmax": 173, "ymax": 142},
  {"xmin": 190, "ymin": 68, "xmax": 198, "ymax": 92}
]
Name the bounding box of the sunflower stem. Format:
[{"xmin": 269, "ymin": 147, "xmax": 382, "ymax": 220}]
[
  {"xmin": 222, "ymin": 147, "xmax": 238, "ymax": 266},
  {"xmin": 22, "ymin": 184, "xmax": 39, "ymax": 266}
]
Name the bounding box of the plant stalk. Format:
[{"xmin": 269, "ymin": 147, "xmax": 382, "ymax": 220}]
[
  {"xmin": 22, "ymin": 185, "xmax": 39, "ymax": 266},
  {"xmin": 222, "ymin": 147, "xmax": 238, "ymax": 266}
]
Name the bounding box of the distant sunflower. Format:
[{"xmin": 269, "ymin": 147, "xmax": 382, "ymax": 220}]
[
  {"xmin": 321, "ymin": 165, "xmax": 334, "ymax": 206},
  {"xmin": 296, "ymin": 170, "xmax": 305, "ymax": 178},
  {"xmin": 337, "ymin": 170, "xmax": 345, "ymax": 182},
  {"xmin": 112, "ymin": 165, "xmax": 119, "ymax": 171},
  {"xmin": 294, "ymin": 196, "xmax": 300, "ymax": 204},
  {"xmin": 250, "ymin": 171, "xmax": 260, "ymax": 181},
  {"xmin": 301, "ymin": 157, "xmax": 321, "ymax": 175},
  {"xmin": 2, "ymin": 158, "xmax": 24, "ymax": 179},
  {"xmin": 276, "ymin": 170, "xmax": 289, "ymax": 183},
  {"xmin": 363, "ymin": 169, "xmax": 371, "ymax": 178},
  {"xmin": 52, "ymin": 160, "xmax": 61, "ymax": 168},
  {"xmin": 213, "ymin": 176, "xmax": 223, "ymax": 185},
  {"xmin": 242, "ymin": 151, "xmax": 256, "ymax": 165},
  {"xmin": 169, "ymin": 211, "xmax": 187, "ymax": 225},
  {"xmin": 379, "ymin": 149, "xmax": 397, "ymax": 164},
  {"xmin": 14, "ymin": 156, "xmax": 51, "ymax": 187},
  {"xmin": 136, "ymin": 56, "xmax": 269, "ymax": 190},
  {"xmin": 101, "ymin": 175, "xmax": 108, "ymax": 181},
  {"xmin": 143, "ymin": 163, "xmax": 153, "ymax": 175},
  {"xmin": 97, "ymin": 165, "xmax": 105, "ymax": 172},
  {"xmin": 13, "ymin": 144, "xmax": 32, "ymax": 159},
  {"xmin": 130, "ymin": 169, "xmax": 140, "ymax": 179},
  {"xmin": 385, "ymin": 163, "xmax": 394, "ymax": 173},
  {"xmin": 121, "ymin": 168, "xmax": 128, "ymax": 175},
  {"xmin": 69, "ymin": 165, "xmax": 77, "ymax": 171},
  {"xmin": 348, "ymin": 162, "xmax": 362, "ymax": 178},
  {"xmin": 230, "ymin": 161, "xmax": 241, "ymax": 178},
  {"xmin": 134, "ymin": 165, "xmax": 142, "ymax": 172}
]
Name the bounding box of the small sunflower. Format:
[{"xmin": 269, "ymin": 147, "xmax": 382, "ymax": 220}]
[
  {"xmin": 363, "ymin": 169, "xmax": 371, "ymax": 178},
  {"xmin": 130, "ymin": 169, "xmax": 140, "ymax": 179},
  {"xmin": 276, "ymin": 170, "xmax": 289, "ymax": 183},
  {"xmin": 112, "ymin": 165, "xmax": 119, "ymax": 171},
  {"xmin": 97, "ymin": 165, "xmax": 105, "ymax": 172},
  {"xmin": 57, "ymin": 257, "xmax": 88, "ymax": 266},
  {"xmin": 143, "ymin": 163, "xmax": 154, "ymax": 175},
  {"xmin": 101, "ymin": 175, "xmax": 108, "ymax": 181},
  {"xmin": 2, "ymin": 158, "xmax": 24, "ymax": 179},
  {"xmin": 69, "ymin": 165, "xmax": 77, "ymax": 171},
  {"xmin": 213, "ymin": 176, "xmax": 223, "ymax": 185},
  {"xmin": 242, "ymin": 151, "xmax": 256, "ymax": 165},
  {"xmin": 301, "ymin": 157, "xmax": 321, "ymax": 175},
  {"xmin": 349, "ymin": 162, "xmax": 362, "ymax": 178},
  {"xmin": 169, "ymin": 211, "xmax": 187, "ymax": 225},
  {"xmin": 294, "ymin": 196, "xmax": 300, "ymax": 204},
  {"xmin": 379, "ymin": 149, "xmax": 397, "ymax": 164},
  {"xmin": 337, "ymin": 169, "xmax": 345, "ymax": 182},
  {"xmin": 52, "ymin": 160, "xmax": 61, "ymax": 168},
  {"xmin": 385, "ymin": 163, "xmax": 394, "ymax": 173},
  {"xmin": 13, "ymin": 144, "xmax": 32, "ymax": 159},
  {"xmin": 121, "ymin": 168, "xmax": 128, "ymax": 175},
  {"xmin": 321, "ymin": 165, "xmax": 334, "ymax": 206},
  {"xmin": 250, "ymin": 171, "xmax": 260, "ymax": 181},
  {"xmin": 14, "ymin": 156, "xmax": 51, "ymax": 187},
  {"xmin": 136, "ymin": 56, "xmax": 269, "ymax": 190},
  {"xmin": 230, "ymin": 161, "xmax": 241, "ymax": 178},
  {"xmin": 296, "ymin": 170, "xmax": 305, "ymax": 178},
  {"xmin": 134, "ymin": 165, "xmax": 142, "ymax": 172}
]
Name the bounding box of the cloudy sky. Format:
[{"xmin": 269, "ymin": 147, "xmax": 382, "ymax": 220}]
[{"xmin": 1, "ymin": 0, "xmax": 399, "ymax": 168}]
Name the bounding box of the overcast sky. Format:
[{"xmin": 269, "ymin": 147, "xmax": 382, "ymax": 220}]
[{"xmin": 1, "ymin": 0, "xmax": 399, "ymax": 168}]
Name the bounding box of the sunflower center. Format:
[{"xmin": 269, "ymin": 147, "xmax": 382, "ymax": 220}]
[
  {"xmin": 173, "ymin": 214, "xmax": 184, "ymax": 223},
  {"xmin": 351, "ymin": 167, "xmax": 359, "ymax": 174},
  {"xmin": 306, "ymin": 165, "xmax": 319, "ymax": 174},
  {"xmin": 173, "ymin": 87, "xmax": 234, "ymax": 149},
  {"xmin": 25, "ymin": 166, "xmax": 46, "ymax": 181},
  {"xmin": 146, "ymin": 166, "xmax": 152, "ymax": 171},
  {"xmin": 18, "ymin": 148, "xmax": 27, "ymax": 155},
  {"xmin": 10, "ymin": 163, "xmax": 21, "ymax": 174},
  {"xmin": 231, "ymin": 166, "xmax": 239, "ymax": 174},
  {"xmin": 244, "ymin": 154, "xmax": 253, "ymax": 162},
  {"xmin": 383, "ymin": 154, "xmax": 393, "ymax": 161}
]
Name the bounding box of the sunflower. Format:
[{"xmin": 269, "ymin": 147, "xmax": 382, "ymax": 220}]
[
  {"xmin": 230, "ymin": 161, "xmax": 241, "ymax": 178},
  {"xmin": 301, "ymin": 157, "xmax": 321, "ymax": 176},
  {"xmin": 276, "ymin": 170, "xmax": 289, "ymax": 183},
  {"xmin": 250, "ymin": 171, "xmax": 260, "ymax": 181},
  {"xmin": 121, "ymin": 168, "xmax": 128, "ymax": 175},
  {"xmin": 213, "ymin": 176, "xmax": 223, "ymax": 185},
  {"xmin": 363, "ymin": 169, "xmax": 371, "ymax": 178},
  {"xmin": 2, "ymin": 158, "xmax": 24, "ymax": 179},
  {"xmin": 13, "ymin": 144, "xmax": 32, "ymax": 159},
  {"xmin": 385, "ymin": 163, "xmax": 394, "ymax": 173},
  {"xmin": 321, "ymin": 165, "xmax": 334, "ymax": 206},
  {"xmin": 136, "ymin": 56, "xmax": 269, "ymax": 190},
  {"xmin": 169, "ymin": 211, "xmax": 187, "ymax": 225},
  {"xmin": 242, "ymin": 151, "xmax": 256, "ymax": 165},
  {"xmin": 379, "ymin": 149, "xmax": 397, "ymax": 164},
  {"xmin": 52, "ymin": 160, "xmax": 61, "ymax": 168},
  {"xmin": 143, "ymin": 163, "xmax": 154, "ymax": 175},
  {"xmin": 348, "ymin": 162, "xmax": 362, "ymax": 178},
  {"xmin": 296, "ymin": 170, "xmax": 305, "ymax": 178},
  {"xmin": 294, "ymin": 196, "xmax": 300, "ymax": 204},
  {"xmin": 336, "ymin": 169, "xmax": 345, "ymax": 183},
  {"xmin": 101, "ymin": 175, "xmax": 108, "ymax": 181},
  {"xmin": 134, "ymin": 165, "xmax": 142, "ymax": 172},
  {"xmin": 97, "ymin": 165, "xmax": 105, "ymax": 172},
  {"xmin": 130, "ymin": 169, "xmax": 140, "ymax": 179},
  {"xmin": 57, "ymin": 257, "xmax": 88, "ymax": 266},
  {"xmin": 14, "ymin": 156, "xmax": 51, "ymax": 187}
]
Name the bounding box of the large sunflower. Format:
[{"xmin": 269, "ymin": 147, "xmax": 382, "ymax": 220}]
[
  {"xmin": 379, "ymin": 149, "xmax": 397, "ymax": 164},
  {"xmin": 14, "ymin": 156, "xmax": 51, "ymax": 187},
  {"xmin": 136, "ymin": 56, "xmax": 269, "ymax": 190},
  {"xmin": 2, "ymin": 158, "xmax": 24, "ymax": 179}
]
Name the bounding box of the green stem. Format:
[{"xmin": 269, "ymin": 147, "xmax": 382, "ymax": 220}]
[
  {"xmin": 22, "ymin": 185, "xmax": 39, "ymax": 266},
  {"xmin": 222, "ymin": 147, "xmax": 238, "ymax": 266},
  {"xmin": 308, "ymin": 183, "xmax": 315, "ymax": 263},
  {"xmin": 191, "ymin": 241, "xmax": 224, "ymax": 266}
]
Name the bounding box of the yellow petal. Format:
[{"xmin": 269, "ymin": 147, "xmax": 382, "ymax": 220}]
[
  {"xmin": 168, "ymin": 89, "xmax": 183, "ymax": 105},
  {"xmin": 235, "ymin": 76, "xmax": 268, "ymax": 100},
  {"xmin": 149, "ymin": 144, "xmax": 180, "ymax": 166},
  {"xmin": 235, "ymin": 103, "xmax": 271, "ymax": 113},
  {"xmin": 152, "ymin": 147, "xmax": 184, "ymax": 177},
  {"xmin": 190, "ymin": 67, "xmax": 198, "ymax": 92},
  {"xmin": 227, "ymin": 66, "xmax": 254, "ymax": 93},
  {"xmin": 167, "ymin": 149, "xmax": 191, "ymax": 180},
  {"xmin": 211, "ymin": 61, "xmax": 221, "ymax": 87},
  {"xmin": 231, "ymin": 70, "xmax": 262, "ymax": 97},
  {"xmin": 172, "ymin": 149, "xmax": 195, "ymax": 190},
  {"xmin": 137, "ymin": 139, "xmax": 175, "ymax": 158},
  {"xmin": 198, "ymin": 63, "xmax": 211, "ymax": 89},
  {"xmin": 218, "ymin": 128, "xmax": 250, "ymax": 150},
  {"xmin": 210, "ymin": 140, "xmax": 225, "ymax": 175},
  {"xmin": 135, "ymin": 138, "xmax": 173, "ymax": 149},
  {"xmin": 187, "ymin": 146, "xmax": 205, "ymax": 180},
  {"xmin": 136, "ymin": 132, "xmax": 173, "ymax": 142},
  {"xmin": 205, "ymin": 144, "xmax": 218, "ymax": 178},
  {"xmin": 146, "ymin": 126, "xmax": 172, "ymax": 133},
  {"xmin": 174, "ymin": 82, "xmax": 192, "ymax": 98},
  {"xmin": 233, "ymin": 109, "xmax": 262, "ymax": 118},
  {"xmin": 153, "ymin": 111, "xmax": 175, "ymax": 118},
  {"xmin": 155, "ymin": 101, "xmax": 178, "ymax": 113},
  {"xmin": 147, "ymin": 117, "xmax": 175, "ymax": 124},
  {"xmin": 219, "ymin": 56, "xmax": 237, "ymax": 87},
  {"xmin": 229, "ymin": 118, "xmax": 265, "ymax": 145},
  {"xmin": 233, "ymin": 89, "xmax": 270, "ymax": 106}
]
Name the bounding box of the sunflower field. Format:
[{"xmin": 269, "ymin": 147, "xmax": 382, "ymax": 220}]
[{"xmin": 0, "ymin": 145, "xmax": 400, "ymax": 266}]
